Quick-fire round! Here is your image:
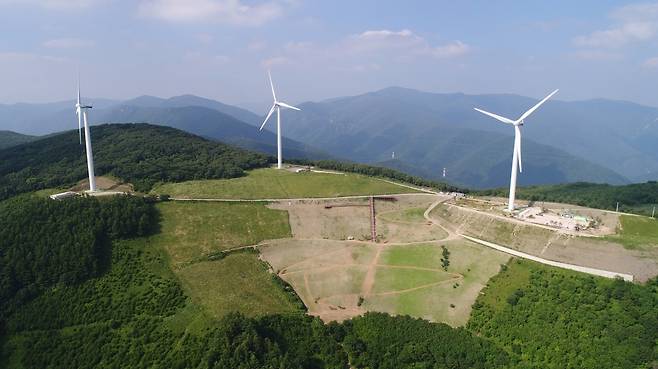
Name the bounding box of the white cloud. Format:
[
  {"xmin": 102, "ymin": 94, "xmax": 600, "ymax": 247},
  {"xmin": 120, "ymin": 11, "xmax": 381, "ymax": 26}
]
[
  {"xmin": 643, "ymin": 56, "xmax": 658, "ymax": 67},
  {"xmin": 0, "ymin": 0, "xmax": 101, "ymax": 9},
  {"xmin": 261, "ymin": 56, "xmax": 289, "ymax": 68},
  {"xmin": 573, "ymin": 2, "xmax": 658, "ymax": 48},
  {"xmin": 43, "ymin": 38, "xmax": 95, "ymax": 49},
  {"xmin": 430, "ymin": 41, "xmax": 470, "ymax": 58},
  {"xmin": 347, "ymin": 29, "xmax": 469, "ymax": 59},
  {"xmin": 138, "ymin": 0, "xmax": 283, "ymax": 26},
  {"xmin": 571, "ymin": 49, "xmax": 623, "ymax": 61},
  {"xmin": 183, "ymin": 51, "xmax": 230, "ymax": 64},
  {"xmin": 0, "ymin": 51, "xmax": 68, "ymax": 63},
  {"xmin": 573, "ymin": 22, "xmax": 655, "ymax": 47}
]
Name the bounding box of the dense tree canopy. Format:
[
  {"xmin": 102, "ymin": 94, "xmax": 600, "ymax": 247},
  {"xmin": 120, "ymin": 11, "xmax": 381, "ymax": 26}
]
[
  {"xmin": 468, "ymin": 261, "xmax": 658, "ymax": 369},
  {"xmin": 0, "ymin": 123, "xmax": 271, "ymax": 199},
  {"xmin": 0, "ymin": 195, "xmax": 157, "ymax": 327},
  {"xmin": 477, "ymin": 181, "xmax": 658, "ymax": 215},
  {"xmin": 342, "ymin": 313, "xmax": 523, "ymax": 369}
]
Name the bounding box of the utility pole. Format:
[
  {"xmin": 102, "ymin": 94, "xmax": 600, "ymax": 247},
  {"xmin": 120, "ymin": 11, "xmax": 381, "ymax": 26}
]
[
  {"xmin": 616, "ymin": 202, "xmax": 619, "ymax": 213},
  {"xmin": 652, "ymin": 206, "xmax": 655, "ymax": 218}
]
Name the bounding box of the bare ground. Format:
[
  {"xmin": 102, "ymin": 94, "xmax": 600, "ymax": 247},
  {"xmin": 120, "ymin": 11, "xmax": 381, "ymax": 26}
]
[{"xmin": 430, "ymin": 200, "xmax": 658, "ymax": 282}]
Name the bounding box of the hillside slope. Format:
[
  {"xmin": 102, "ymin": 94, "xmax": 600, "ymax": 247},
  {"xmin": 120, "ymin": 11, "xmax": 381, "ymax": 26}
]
[
  {"xmin": 95, "ymin": 105, "xmax": 329, "ymax": 160},
  {"xmin": 0, "ymin": 123, "xmax": 270, "ymax": 199},
  {"xmin": 0, "ymin": 131, "xmax": 35, "ymax": 149},
  {"xmin": 0, "ymin": 98, "xmax": 328, "ymax": 161}
]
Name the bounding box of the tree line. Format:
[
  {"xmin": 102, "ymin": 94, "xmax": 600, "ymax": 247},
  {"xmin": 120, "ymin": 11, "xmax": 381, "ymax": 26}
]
[
  {"xmin": 290, "ymin": 159, "xmax": 467, "ymax": 193},
  {"xmin": 0, "ymin": 123, "xmax": 271, "ymax": 200},
  {"xmin": 477, "ymin": 181, "xmax": 658, "ymax": 215}
]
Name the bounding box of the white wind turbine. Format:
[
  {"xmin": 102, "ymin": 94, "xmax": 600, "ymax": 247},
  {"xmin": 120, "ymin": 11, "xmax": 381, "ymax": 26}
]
[
  {"xmin": 474, "ymin": 89, "xmax": 559, "ymax": 212},
  {"xmin": 259, "ymin": 71, "xmax": 301, "ymax": 169},
  {"xmin": 76, "ymin": 78, "xmax": 97, "ymax": 192}
]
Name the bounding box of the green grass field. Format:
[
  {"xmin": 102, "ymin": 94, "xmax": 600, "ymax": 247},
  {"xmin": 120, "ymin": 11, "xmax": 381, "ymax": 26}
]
[
  {"xmin": 146, "ymin": 201, "xmax": 300, "ymax": 319},
  {"xmin": 606, "ymin": 215, "xmax": 658, "ymax": 249},
  {"xmin": 379, "ymin": 207, "xmax": 427, "ymax": 223},
  {"xmin": 152, "ymin": 168, "xmax": 419, "ymax": 199},
  {"xmin": 176, "ymin": 251, "xmax": 301, "ymax": 318},
  {"xmin": 366, "ymin": 241, "xmax": 509, "ymax": 326},
  {"xmin": 153, "ymin": 201, "xmax": 291, "ymax": 265}
]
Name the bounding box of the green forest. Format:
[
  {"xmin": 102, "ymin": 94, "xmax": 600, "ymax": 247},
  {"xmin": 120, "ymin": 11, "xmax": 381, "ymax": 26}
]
[
  {"xmin": 478, "ymin": 181, "xmax": 658, "ymax": 216},
  {"xmin": 0, "ymin": 124, "xmax": 271, "ymax": 200},
  {"xmin": 3, "ymin": 192, "xmax": 656, "ymax": 368},
  {"xmin": 1, "ymin": 194, "xmax": 522, "ymax": 369},
  {"xmin": 468, "ymin": 260, "xmax": 658, "ymax": 369},
  {"xmin": 0, "ymin": 195, "xmax": 158, "ymax": 331}
]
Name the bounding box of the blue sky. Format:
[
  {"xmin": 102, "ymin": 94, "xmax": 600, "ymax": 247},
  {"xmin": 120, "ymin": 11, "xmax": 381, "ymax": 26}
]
[{"xmin": 1, "ymin": 0, "xmax": 657, "ymax": 111}]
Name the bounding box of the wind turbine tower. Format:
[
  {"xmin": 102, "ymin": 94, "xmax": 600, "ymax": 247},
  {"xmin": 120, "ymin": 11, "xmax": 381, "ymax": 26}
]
[
  {"xmin": 474, "ymin": 89, "xmax": 558, "ymax": 212},
  {"xmin": 259, "ymin": 71, "xmax": 301, "ymax": 169},
  {"xmin": 76, "ymin": 78, "xmax": 97, "ymax": 192}
]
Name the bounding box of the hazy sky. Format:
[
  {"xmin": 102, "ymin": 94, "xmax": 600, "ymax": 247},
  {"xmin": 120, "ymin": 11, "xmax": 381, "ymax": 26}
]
[{"xmin": 1, "ymin": 0, "xmax": 658, "ymax": 111}]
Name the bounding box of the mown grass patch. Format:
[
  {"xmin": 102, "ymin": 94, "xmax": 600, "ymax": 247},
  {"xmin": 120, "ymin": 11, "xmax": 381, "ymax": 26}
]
[
  {"xmin": 153, "ymin": 201, "xmax": 291, "ymax": 265},
  {"xmin": 176, "ymin": 251, "xmax": 302, "ymax": 318},
  {"xmin": 152, "ymin": 168, "xmax": 418, "ymax": 199},
  {"xmin": 606, "ymin": 215, "xmax": 658, "ymax": 249}
]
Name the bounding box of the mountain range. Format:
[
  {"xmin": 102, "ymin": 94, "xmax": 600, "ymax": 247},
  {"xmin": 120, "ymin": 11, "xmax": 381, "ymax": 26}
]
[
  {"xmin": 0, "ymin": 95, "xmax": 326, "ymax": 161},
  {"xmin": 1, "ymin": 87, "xmax": 657, "ymax": 188}
]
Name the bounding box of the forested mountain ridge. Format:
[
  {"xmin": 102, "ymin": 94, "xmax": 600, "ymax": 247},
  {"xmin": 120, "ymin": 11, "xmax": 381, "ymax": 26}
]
[
  {"xmin": 479, "ymin": 181, "xmax": 658, "ymax": 216},
  {"xmin": 0, "ymin": 130, "xmax": 35, "ymax": 149},
  {"xmin": 3, "ymin": 88, "xmax": 657, "ymax": 188},
  {"xmin": 280, "ymin": 87, "xmax": 637, "ymax": 188},
  {"xmin": 0, "ymin": 96, "xmax": 329, "ymax": 162},
  {"xmin": 96, "ymin": 104, "xmax": 330, "ymax": 160},
  {"xmin": 0, "ymin": 123, "xmax": 270, "ymax": 199}
]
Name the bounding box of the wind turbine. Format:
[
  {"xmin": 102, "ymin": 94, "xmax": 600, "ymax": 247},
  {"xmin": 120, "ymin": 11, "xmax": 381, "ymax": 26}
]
[
  {"xmin": 76, "ymin": 77, "xmax": 97, "ymax": 192},
  {"xmin": 474, "ymin": 89, "xmax": 558, "ymax": 212},
  {"xmin": 259, "ymin": 71, "xmax": 301, "ymax": 169}
]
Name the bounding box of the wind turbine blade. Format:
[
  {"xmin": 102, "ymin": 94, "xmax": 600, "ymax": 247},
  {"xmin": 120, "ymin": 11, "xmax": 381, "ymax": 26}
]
[
  {"xmin": 268, "ymin": 70, "xmax": 277, "ymax": 102},
  {"xmin": 76, "ymin": 77, "xmax": 82, "ymax": 144},
  {"xmin": 277, "ymin": 101, "xmax": 301, "ymax": 111},
  {"xmin": 517, "ymin": 89, "xmax": 559, "ymax": 122},
  {"xmin": 259, "ymin": 105, "xmax": 276, "ymax": 131},
  {"xmin": 517, "ymin": 129, "xmax": 523, "ymax": 173},
  {"xmin": 473, "ymin": 108, "xmax": 515, "ymax": 124}
]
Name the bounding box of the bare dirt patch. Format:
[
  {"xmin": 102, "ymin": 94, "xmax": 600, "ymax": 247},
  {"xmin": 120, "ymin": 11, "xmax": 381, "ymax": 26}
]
[
  {"xmin": 259, "ymin": 238, "xmax": 508, "ymax": 325},
  {"xmin": 430, "ymin": 202, "xmax": 658, "ymax": 281},
  {"xmin": 269, "ymin": 194, "xmax": 446, "ymax": 243},
  {"xmin": 70, "ymin": 176, "xmax": 134, "ymax": 192}
]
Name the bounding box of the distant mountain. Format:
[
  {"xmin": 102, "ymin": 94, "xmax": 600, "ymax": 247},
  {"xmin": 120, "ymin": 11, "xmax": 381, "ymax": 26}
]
[
  {"xmin": 123, "ymin": 94, "xmax": 261, "ymax": 126},
  {"xmin": 0, "ymin": 96, "xmax": 328, "ymax": 161},
  {"xmin": 3, "ymin": 89, "xmax": 657, "ymax": 188},
  {"xmin": 0, "ymin": 98, "xmax": 119, "ymax": 135},
  {"xmin": 277, "ymin": 87, "xmax": 649, "ymax": 188},
  {"xmin": 94, "ymin": 105, "xmax": 329, "ymax": 160},
  {"xmin": 0, "ymin": 130, "xmax": 36, "ymax": 149}
]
